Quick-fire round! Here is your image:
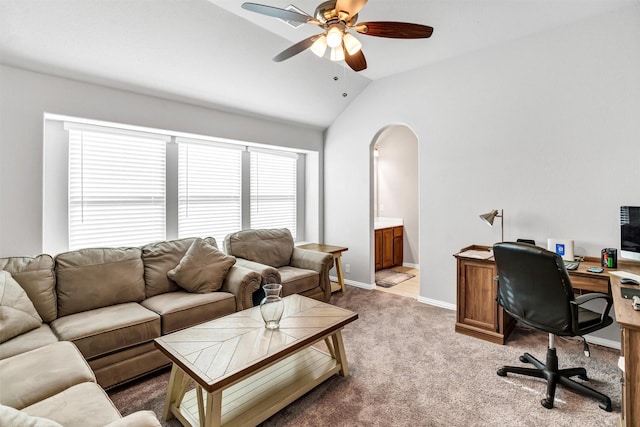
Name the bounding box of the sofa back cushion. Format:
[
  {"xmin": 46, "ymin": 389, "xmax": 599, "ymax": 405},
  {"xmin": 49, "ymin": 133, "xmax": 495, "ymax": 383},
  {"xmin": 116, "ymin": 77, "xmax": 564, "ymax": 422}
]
[
  {"xmin": 0, "ymin": 255, "xmax": 57, "ymax": 322},
  {"xmin": 224, "ymin": 228, "xmax": 294, "ymax": 268},
  {"xmin": 55, "ymin": 247, "xmax": 145, "ymax": 317},
  {"xmin": 141, "ymin": 237, "xmax": 218, "ymax": 298}
]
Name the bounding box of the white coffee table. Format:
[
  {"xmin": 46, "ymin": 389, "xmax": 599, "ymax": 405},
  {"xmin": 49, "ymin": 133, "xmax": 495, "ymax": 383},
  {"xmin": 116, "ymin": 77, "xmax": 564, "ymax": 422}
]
[{"xmin": 154, "ymin": 294, "xmax": 358, "ymax": 427}]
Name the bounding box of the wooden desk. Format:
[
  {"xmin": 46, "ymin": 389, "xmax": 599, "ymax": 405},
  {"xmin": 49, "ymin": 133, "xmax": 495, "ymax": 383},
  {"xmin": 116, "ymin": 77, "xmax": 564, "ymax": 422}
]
[
  {"xmin": 297, "ymin": 243, "xmax": 348, "ymax": 293},
  {"xmin": 610, "ymin": 276, "xmax": 640, "ymax": 426},
  {"xmin": 454, "ymin": 245, "xmax": 626, "ymax": 343},
  {"xmin": 454, "ymin": 244, "xmax": 640, "ymax": 426}
]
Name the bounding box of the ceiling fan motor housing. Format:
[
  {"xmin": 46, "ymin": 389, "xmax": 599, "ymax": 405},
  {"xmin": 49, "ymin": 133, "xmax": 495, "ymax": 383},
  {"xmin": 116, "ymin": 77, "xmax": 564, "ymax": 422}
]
[{"xmin": 315, "ymin": 0, "xmax": 358, "ymax": 25}]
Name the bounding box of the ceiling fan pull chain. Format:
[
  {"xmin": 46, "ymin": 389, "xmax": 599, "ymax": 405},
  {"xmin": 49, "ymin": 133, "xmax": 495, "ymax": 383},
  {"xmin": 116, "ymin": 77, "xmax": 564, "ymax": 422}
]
[{"xmin": 343, "ymin": 65, "xmax": 348, "ymax": 97}]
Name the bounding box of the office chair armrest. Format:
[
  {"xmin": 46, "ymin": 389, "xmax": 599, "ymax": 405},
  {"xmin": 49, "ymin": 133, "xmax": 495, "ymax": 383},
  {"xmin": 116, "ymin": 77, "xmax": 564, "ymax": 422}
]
[{"xmin": 571, "ymin": 292, "xmax": 614, "ymax": 322}]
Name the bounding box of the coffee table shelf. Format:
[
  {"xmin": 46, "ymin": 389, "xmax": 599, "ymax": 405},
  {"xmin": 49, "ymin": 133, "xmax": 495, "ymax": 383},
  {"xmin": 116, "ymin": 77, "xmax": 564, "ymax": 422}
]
[{"xmin": 175, "ymin": 346, "xmax": 338, "ymax": 426}]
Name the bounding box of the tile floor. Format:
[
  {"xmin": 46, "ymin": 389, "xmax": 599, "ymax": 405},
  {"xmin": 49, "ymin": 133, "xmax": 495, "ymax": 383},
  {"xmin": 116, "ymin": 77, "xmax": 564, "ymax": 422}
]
[{"xmin": 331, "ymin": 266, "xmax": 420, "ymax": 299}]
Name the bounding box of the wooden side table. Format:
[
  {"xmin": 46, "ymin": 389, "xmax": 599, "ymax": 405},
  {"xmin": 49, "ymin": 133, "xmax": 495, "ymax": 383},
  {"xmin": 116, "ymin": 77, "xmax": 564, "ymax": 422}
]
[{"xmin": 297, "ymin": 243, "xmax": 349, "ymax": 293}]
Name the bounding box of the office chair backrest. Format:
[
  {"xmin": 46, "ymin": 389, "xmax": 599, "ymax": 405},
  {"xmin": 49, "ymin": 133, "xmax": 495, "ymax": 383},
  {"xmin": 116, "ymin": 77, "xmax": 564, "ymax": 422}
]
[{"xmin": 493, "ymin": 242, "xmax": 575, "ymax": 336}]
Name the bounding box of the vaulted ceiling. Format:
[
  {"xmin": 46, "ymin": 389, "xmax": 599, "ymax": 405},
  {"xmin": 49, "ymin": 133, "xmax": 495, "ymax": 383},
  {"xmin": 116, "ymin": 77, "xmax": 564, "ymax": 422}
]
[{"xmin": 1, "ymin": 0, "xmax": 637, "ymax": 128}]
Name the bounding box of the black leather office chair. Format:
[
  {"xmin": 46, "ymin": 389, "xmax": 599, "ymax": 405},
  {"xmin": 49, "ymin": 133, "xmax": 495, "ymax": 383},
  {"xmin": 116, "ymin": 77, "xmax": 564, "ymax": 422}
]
[{"xmin": 493, "ymin": 242, "xmax": 614, "ymax": 411}]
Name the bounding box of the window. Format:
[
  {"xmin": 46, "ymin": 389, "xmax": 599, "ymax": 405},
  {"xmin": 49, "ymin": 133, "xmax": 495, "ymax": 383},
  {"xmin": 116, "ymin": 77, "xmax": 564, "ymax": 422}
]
[
  {"xmin": 250, "ymin": 148, "xmax": 298, "ymax": 238},
  {"xmin": 177, "ymin": 138, "xmax": 243, "ymax": 244},
  {"xmin": 53, "ymin": 118, "xmax": 307, "ymax": 251},
  {"xmin": 66, "ymin": 124, "xmax": 168, "ymax": 250}
]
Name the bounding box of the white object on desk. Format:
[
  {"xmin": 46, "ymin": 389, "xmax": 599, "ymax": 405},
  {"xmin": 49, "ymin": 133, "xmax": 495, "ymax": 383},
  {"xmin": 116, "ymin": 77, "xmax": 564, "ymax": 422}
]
[
  {"xmin": 547, "ymin": 238, "xmax": 574, "ymax": 261},
  {"xmin": 458, "ymin": 249, "xmax": 494, "ymax": 260}
]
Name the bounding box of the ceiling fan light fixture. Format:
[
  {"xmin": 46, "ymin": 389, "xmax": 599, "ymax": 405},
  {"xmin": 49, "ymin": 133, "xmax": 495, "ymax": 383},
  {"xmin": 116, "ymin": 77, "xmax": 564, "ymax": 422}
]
[
  {"xmin": 310, "ymin": 35, "xmax": 328, "ymax": 57},
  {"xmin": 326, "ymin": 26, "xmax": 343, "ymax": 48},
  {"xmin": 342, "ymin": 32, "xmax": 362, "ymax": 55},
  {"xmin": 330, "ymin": 46, "xmax": 345, "ymax": 61}
]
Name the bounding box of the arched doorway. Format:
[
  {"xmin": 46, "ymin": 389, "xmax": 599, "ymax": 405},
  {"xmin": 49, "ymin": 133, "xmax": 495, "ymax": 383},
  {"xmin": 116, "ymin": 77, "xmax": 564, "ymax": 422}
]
[{"xmin": 370, "ymin": 125, "xmax": 420, "ymax": 298}]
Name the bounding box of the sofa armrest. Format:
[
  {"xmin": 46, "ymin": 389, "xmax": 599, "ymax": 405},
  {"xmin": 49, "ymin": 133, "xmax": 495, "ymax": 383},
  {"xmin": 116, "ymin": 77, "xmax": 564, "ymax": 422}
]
[
  {"xmin": 234, "ymin": 259, "xmax": 281, "ymax": 285},
  {"xmin": 290, "ymin": 248, "xmax": 334, "ymax": 302},
  {"xmin": 220, "ymin": 265, "xmax": 262, "ymax": 311},
  {"xmin": 103, "ymin": 410, "xmax": 161, "ymax": 427}
]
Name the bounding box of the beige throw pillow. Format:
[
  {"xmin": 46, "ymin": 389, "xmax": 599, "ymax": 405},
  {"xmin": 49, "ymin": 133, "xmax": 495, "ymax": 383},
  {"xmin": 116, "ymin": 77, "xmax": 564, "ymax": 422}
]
[
  {"xmin": 0, "ymin": 270, "xmax": 43, "ymax": 344},
  {"xmin": 167, "ymin": 238, "xmax": 236, "ymax": 293}
]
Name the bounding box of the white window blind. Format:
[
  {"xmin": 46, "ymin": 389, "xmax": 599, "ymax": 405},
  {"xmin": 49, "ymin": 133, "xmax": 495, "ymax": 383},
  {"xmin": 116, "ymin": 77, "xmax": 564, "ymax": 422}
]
[
  {"xmin": 250, "ymin": 149, "xmax": 297, "ymax": 239},
  {"xmin": 66, "ymin": 124, "xmax": 168, "ymax": 250},
  {"xmin": 177, "ymin": 138, "xmax": 242, "ymax": 244}
]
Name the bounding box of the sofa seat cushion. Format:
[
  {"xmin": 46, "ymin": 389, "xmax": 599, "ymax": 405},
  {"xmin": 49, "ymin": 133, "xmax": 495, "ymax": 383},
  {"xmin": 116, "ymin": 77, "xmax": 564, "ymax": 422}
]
[
  {"xmin": 142, "ymin": 290, "xmax": 236, "ymax": 334},
  {"xmin": 0, "ymin": 341, "xmax": 95, "ymax": 410},
  {"xmin": 105, "ymin": 410, "xmax": 161, "ymax": 427},
  {"xmin": 0, "ymin": 254, "xmax": 57, "ymax": 322},
  {"xmin": 278, "ymin": 266, "xmax": 319, "ymax": 297},
  {"xmin": 50, "ymin": 302, "xmax": 160, "ymax": 360},
  {"xmin": 23, "ymin": 382, "xmax": 121, "ymax": 427},
  {"xmin": 0, "ymin": 323, "xmax": 58, "ymax": 361},
  {"xmin": 0, "ymin": 270, "xmax": 43, "ymax": 343}
]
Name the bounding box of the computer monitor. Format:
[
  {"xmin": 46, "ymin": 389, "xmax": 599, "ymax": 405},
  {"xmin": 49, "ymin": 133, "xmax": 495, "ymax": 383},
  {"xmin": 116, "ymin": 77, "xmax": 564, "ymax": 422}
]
[{"xmin": 621, "ymin": 206, "xmax": 640, "ymax": 261}]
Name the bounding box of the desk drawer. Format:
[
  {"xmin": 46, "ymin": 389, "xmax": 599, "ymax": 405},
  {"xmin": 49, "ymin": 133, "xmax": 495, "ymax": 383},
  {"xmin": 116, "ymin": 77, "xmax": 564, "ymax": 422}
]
[{"xmin": 570, "ymin": 275, "xmax": 609, "ymax": 294}]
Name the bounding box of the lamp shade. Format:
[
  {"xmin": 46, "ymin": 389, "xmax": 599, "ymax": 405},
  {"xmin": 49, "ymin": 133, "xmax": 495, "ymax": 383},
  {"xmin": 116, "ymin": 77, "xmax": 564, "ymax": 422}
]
[
  {"xmin": 310, "ymin": 35, "xmax": 328, "ymax": 57},
  {"xmin": 342, "ymin": 32, "xmax": 362, "ymax": 55},
  {"xmin": 479, "ymin": 209, "xmax": 500, "ymax": 226},
  {"xmin": 330, "ymin": 46, "xmax": 345, "ymax": 61},
  {"xmin": 326, "ymin": 27, "xmax": 343, "ymax": 48},
  {"xmin": 479, "ymin": 209, "xmax": 504, "ymax": 242}
]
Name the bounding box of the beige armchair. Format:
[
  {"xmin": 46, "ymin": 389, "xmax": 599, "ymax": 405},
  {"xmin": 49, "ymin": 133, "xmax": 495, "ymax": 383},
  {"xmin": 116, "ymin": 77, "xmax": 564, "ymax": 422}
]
[{"xmin": 223, "ymin": 228, "xmax": 334, "ymax": 302}]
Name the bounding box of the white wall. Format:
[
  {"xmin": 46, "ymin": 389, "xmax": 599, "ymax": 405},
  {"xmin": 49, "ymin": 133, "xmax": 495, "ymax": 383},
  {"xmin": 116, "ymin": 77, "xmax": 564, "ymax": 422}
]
[
  {"xmin": 325, "ymin": 4, "xmax": 640, "ymax": 310},
  {"xmin": 0, "ymin": 65, "xmax": 325, "ymax": 257},
  {"xmin": 375, "ymin": 126, "xmax": 419, "ymax": 265}
]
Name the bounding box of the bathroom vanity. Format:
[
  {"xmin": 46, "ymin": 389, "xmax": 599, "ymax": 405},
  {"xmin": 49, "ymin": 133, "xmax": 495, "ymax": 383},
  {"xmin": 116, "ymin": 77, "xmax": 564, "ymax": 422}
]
[{"xmin": 374, "ymin": 217, "xmax": 403, "ymax": 271}]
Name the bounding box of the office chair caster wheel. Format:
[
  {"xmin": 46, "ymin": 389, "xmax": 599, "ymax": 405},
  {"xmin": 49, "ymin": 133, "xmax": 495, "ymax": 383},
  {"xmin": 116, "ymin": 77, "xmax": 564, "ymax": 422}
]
[
  {"xmin": 540, "ymin": 399, "xmax": 554, "ymax": 409},
  {"xmin": 496, "ymin": 368, "xmax": 507, "ymax": 377},
  {"xmin": 599, "ymin": 401, "xmax": 612, "ymax": 412},
  {"xmin": 519, "ymin": 355, "xmax": 529, "ymax": 363}
]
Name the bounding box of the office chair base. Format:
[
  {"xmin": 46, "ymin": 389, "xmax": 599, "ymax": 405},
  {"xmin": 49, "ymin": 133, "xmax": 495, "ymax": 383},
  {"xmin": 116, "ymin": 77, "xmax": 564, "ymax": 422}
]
[{"xmin": 496, "ymin": 348, "xmax": 612, "ymax": 412}]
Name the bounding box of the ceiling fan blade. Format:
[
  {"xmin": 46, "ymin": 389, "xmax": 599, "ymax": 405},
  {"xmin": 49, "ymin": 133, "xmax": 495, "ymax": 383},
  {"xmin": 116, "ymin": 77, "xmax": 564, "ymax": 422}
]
[
  {"xmin": 242, "ymin": 2, "xmax": 318, "ymax": 25},
  {"xmin": 334, "ymin": 0, "xmax": 368, "ymax": 20},
  {"xmin": 273, "ymin": 35, "xmax": 319, "ymax": 62},
  {"xmin": 354, "ymin": 21, "xmax": 434, "ymax": 39},
  {"xmin": 343, "ymin": 47, "xmax": 367, "ymax": 72}
]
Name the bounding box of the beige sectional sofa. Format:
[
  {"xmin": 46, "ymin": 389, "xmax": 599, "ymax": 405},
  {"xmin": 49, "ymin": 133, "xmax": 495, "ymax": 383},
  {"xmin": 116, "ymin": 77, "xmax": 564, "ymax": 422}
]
[
  {"xmin": 223, "ymin": 228, "xmax": 334, "ymax": 303},
  {"xmin": 0, "ymin": 236, "xmax": 260, "ymax": 388},
  {"xmin": 0, "ymin": 341, "xmax": 160, "ymax": 426},
  {"xmin": 0, "ymin": 236, "xmax": 261, "ymax": 426}
]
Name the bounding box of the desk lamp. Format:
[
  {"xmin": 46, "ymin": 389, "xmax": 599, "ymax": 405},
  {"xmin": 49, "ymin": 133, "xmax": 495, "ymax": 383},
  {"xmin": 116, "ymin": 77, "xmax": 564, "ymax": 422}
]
[{"xmin": 479, "ymin": 209, "xmax": 504, "ymax": 242}]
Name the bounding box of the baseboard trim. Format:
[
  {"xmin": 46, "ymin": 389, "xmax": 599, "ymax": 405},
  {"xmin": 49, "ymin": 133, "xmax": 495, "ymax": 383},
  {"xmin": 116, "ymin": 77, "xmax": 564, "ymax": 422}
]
[
  {"xmin": 402, "ymin": 262, "xmax": 419, "ymax": 269},
  {"xmin": 417, "ymin": 296, "xmax": 456, "ymax": 311},
  {"xmin": 584, "ymin": 335, "xmax": 621, "ymax": 350},
  {"xmin": 344, "ymin": 279, "xmax": 375, "ymax": 290}
]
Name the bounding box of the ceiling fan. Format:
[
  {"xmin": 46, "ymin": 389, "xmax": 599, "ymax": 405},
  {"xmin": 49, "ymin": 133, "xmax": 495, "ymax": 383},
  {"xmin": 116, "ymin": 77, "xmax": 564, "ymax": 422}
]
[{"xmin": 241, "ymin": 0, "xmax": 434, "ymax": 72}]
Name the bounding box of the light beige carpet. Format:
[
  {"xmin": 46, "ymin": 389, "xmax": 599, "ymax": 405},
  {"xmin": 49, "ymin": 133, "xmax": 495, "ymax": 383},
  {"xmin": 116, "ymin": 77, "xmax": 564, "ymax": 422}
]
[{"xmin": 109, "ymin": 287, "xmax": 621, "ymax": 426}]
